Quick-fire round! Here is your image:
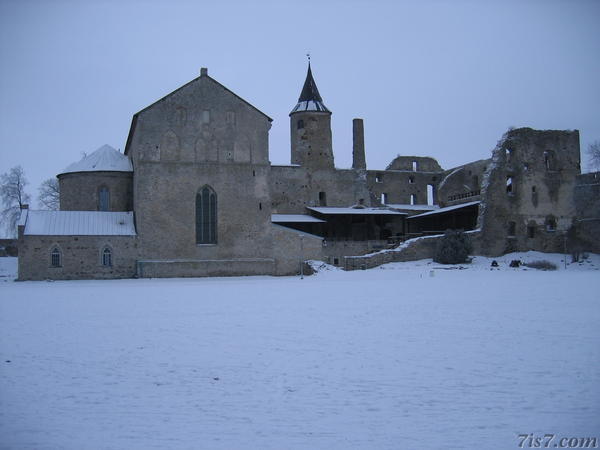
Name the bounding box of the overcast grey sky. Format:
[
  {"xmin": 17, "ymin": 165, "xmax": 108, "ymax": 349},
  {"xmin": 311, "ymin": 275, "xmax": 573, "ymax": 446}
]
[{"xmin": 1, "ymin": 0, "xmax": 599, "ymax": 209}]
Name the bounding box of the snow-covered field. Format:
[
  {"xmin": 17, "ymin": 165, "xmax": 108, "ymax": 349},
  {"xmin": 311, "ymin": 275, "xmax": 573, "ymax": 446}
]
[{"xmin": 1, "ymin": 253, "xmax": 599, "ymax": 450}]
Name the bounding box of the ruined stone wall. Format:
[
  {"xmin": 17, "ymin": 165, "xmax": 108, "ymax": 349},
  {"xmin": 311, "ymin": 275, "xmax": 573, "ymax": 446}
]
[
  {"xmin": 270, "ymin": 166, "xmax": 370, "ymax": 213},
  {"xmin": 366, "ymin": 169, "xmax": 441, "ymax": 206},
  {"xmin": 478, "ymin": 128, "xmax": 581, "ymax": 256},
  {"xmin": 386, "ymin": 156, "xmax": 442, "ymax": 172},
  {"xmin": 18, "ymin": 233, "xmax": 138, "ymax": 280},
  {"xmin": 126, "ymin": 71, "xmax": 274, "ymax": 275},
  {"xmin": 437, "ymin": 159, "xmax": 489, "ymax": 208},
  {"xmin": 574, "ymin": 172, "xmax": 600, "ymax": 253},
  {"xmin": 59, "ymin": 172, "xmax": 133, "ymax": 211}
]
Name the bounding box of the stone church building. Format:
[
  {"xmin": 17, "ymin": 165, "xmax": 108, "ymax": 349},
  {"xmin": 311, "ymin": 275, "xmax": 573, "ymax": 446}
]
[{"xmin": 17, "ymin": 65, "xmax": 599, "ymax": 280}]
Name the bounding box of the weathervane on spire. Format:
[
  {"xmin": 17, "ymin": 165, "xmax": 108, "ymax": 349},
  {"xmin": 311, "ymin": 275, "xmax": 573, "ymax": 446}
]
[{"xmin": 306, "ymin": 52, "xmax": 311, "ymax": 63}]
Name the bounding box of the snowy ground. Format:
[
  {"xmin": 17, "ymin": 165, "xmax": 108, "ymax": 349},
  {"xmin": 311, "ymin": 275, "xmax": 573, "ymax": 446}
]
[{"xmin": 1, "ymin": 254, "xmax": 599, "ymax": 450}]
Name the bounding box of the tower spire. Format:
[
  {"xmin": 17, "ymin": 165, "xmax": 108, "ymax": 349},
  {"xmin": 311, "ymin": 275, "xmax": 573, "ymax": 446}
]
[{"xmin": 290, "ymin": 59, "xmax": 330, "ymax": 114}]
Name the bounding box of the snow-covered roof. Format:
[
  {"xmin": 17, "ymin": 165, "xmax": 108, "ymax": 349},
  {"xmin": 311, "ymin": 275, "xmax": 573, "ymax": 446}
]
[
  {"xmin": 23, "ymin": 211, "xmax": 136, "ymax": 236},
  {"xmin": 307, "ymin": 207, "xmax": 406, "ymax": 216},
  {"xmin": 407, "ymin": 201, "xmax": 480, "ymax": 219},
  {"xmin": 271, "ymin": 214, "xmax": 326, "ymax": 223},
  {"xmin": 387, "ymin": 204, "xmax": 440, "ymax": 211},
  {"xmin": 60, "ymin": 145, "xmax": 133, "ymax": 175}
]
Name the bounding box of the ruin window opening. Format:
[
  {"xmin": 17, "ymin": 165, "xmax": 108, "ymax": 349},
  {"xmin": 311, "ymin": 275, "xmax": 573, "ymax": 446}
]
[
  {"xmin": 524, "ymin": 163, "xmax": 530, "ymax": 172},
  {"xmin": 505, "ymin": 148, "xmax": 513, "ymax": 163},
  {"xmin": 427, "ymin": 185, "xmax": 434, "ymax": 205},
  {"xmin": 532, "ymin": 186, "xmax": 536, "ymax": 193},
  {"xmin": 102, "ymin": 247, "xmax": 112, "ymax": 267},
  {"xmin": 544, "ymin": 151, "xmax": 556, "ymax": 171},
  {"xmin": 259, "ymin": 202, "xmax": 262, "ymax": 210},
  {"xmin": 98, "ymin": 186, "xmax": 110, "ymax": 211},
  {"xmin": 51, "ymin": 247, "xmax": 61, "ymax": 267},
  {"xmin": 508, "ymin": 221, "xmax": 516, "ymax": 237},
  {"xmin": 409, "ymin": 176, "xmax": 415, "ymax": 184},
  {"xmin": 381, "ymin": 193, "xmax": 388, "ymax": 204},
  {"xmin": 473, "ymin": 175, "xmax": 479, "ymax": 187},
  {"xmin": 506, "ymin": 176, "xmax": 513, "ymax": 194},
  {"xmin": 412, "ymin": 161, "xmax": 418, "ymax": 171},
  {"xmin": 545, "ymin": 216, "xmax": 557, "ymax": 232},
  {"xmin": 527, "ymin": 225, "xmax": 535, "ymax": 238},
  {"xmin": 375, "ymin": 173, "xmax": 383, "ymax": 183},
  {"xmin": 319, "ymin": 191, "xmax": 327, "ymax": 206},
  {"xmin": 410, "ymin": 194, "xmax": 416, "ymax": 205},
  {"xmin": 333, "ymin": 257, "xmax": 339, "ymax": 265},
  {"xmin": 297, "ymin": 119, "xmax": 304, "ymax": 130},
  {"xmin": 196, "ymin": 185, "xmax": 217, "ymax": 245}
]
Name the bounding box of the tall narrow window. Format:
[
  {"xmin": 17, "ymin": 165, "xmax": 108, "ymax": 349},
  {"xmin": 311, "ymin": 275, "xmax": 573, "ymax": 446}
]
[
  {"xmin": 319, "ymin": 191, "xmax": 327, "ymax": 206},
  {"xmin": 506, "ymin": 176, "xmax": 513, "ymax": 194},
  {"xmin": 427, "ymin": 185, "xmax": 434, "ymax": 205},
  {"xmin": 98, "ymin": 187, "xmax": 110, "ymax": 211},
  {"xmin": 51, "ymin": 247, "xmax": 61, "ymax": 267},
  {"xmin": 196, "ymin": 186, "xmax": 217, "ymax": 244},
  {"xmin": 381, "ymin": 193, "xmax": 388, "ymax": 204},
  {"xmin": 508, "ymin": 221, "xmax": 516, "ymax": 237},
  {"xmin": 297, "ymin": 119, "xmax": 304, "ymax": 130},
  {"xmin": 412, "ymin": 161, "xmax": 418, "ymax": 171},
  {"xmin": 102, "ymin": 247, "xmax": 112, "ymax": 267},
  {"xmin": 410, "ymin": 194, "xmax": 416, "ymax": 205}
]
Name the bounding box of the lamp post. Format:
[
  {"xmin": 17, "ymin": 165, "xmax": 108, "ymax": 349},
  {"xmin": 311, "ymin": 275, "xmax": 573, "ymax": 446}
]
[{"xmin": 299, "ymin": 234, "xmax": 304, "ymax": 279}]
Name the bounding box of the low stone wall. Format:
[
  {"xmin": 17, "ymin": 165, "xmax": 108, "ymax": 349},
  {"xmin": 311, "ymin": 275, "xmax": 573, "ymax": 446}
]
[
  {"xmin": 271, "ymin": 224, "xmax": 324, "ymax": 276},
  {"xmin": 343, "ymin": 231, "xmax": 482, "ymax": 271},
  {"xmin": 18, "ymin": 235, "xmax": 138, "ymax": 280},
  {"xmin": 137, "ymin": 258, "xmax": 275, "ymax": 278}
]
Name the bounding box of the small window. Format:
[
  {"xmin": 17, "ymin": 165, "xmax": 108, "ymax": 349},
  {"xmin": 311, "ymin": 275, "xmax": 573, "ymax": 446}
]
[
  {"xmin": 531, "ymin": 186, "xmax": 536, "ymax": 193},
  {"xmin": 473, "ymin": 175, "xmax": 479, "ymax": 186},
  {"xmin": 333, "ymin": 257, "xmax": 339, "ymax": 265},
  {"xmin": 408, "ymin": 176, "xmax": 415, "ymax": 184},
  {"xmin": 505, "ymin": 148, "xmax": 513, "ymax": 163},
  {"xmin": 410, "ymin": 194, "xmax": 416, "ymax": 205},
  {"xmin": 523, "ymin": 163, "xmax": 530, "ymax": 172},
  {"xmin": 545, "ymin": 216, "xmax": 557, "ymax": 232},
  {"xmin": 297, "ymin": 119, "xmax": 304, "ymax": 130},
  {"xmin": 412, "ymin": 161, "xmax": 417, "ymax": 171},
  {"xmin": 319, "ymin": 191, "xmax": 327, "ymax": 206},
  {"xmin": 508, "ymin": 221, "xmax": 516, "ymax": 237},
  {"xmin": 527, "ymin": 225, "xmax": 535, "ymax": 238},
  {"xmin": 98, "ymin": 187, "xmax": 110, "ymax": 211},
  {"xmin": 51, "ymin": 247, "xmax": 61, "ymax": 267},
  {"xmin": 381, "ymin": 193, "xmax": 388, "ymax": 204},
  {"xmin": 506, "ymin": 176, "xmax": 513, "ymax": 194},
  {"xmin": 102, "ymin": 247, "xmax": 112, "ymax": 267},
  {"xmin": 375, "ymin": 173, "xmax": 383, "ymax": 183}
]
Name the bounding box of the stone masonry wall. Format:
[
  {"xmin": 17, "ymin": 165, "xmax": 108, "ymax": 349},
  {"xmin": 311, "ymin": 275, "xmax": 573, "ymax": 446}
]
[
  {"xmin": 271, "ymin": 224, "xmax": 324, "ymax": 275},
  {"xmin": 18, "ymin": 233, "xmax": 138, "ymax": 280},
  {"xmin": 59, "ymin": 172, "xmax": 133, "ymax": 212},
  {"xmin": 478, "ymin": 128, "xmax": 580, "ymax": 256}
]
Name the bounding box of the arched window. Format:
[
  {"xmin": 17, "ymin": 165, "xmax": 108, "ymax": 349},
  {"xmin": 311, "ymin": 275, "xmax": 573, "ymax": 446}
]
[
  {"xmin": 51, "ymin": 247, "xmax": 61, "ymax": 267},
  {"xmin": 196, "ymin": 185, "xmax": 217, "ymax": 244},
  {"xmin": 98, "ymin": 186, "xmax": 110, "ymax": 211},
  {"xmin": 102, "ymin": 247, "xmax": 112, "ymax": 267}
]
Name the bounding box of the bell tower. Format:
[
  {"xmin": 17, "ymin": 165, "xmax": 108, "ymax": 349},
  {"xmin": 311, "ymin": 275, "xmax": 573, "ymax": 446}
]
[{"xmin": 289, "ymin": 61, "xmax": 334, "ymax": 169}]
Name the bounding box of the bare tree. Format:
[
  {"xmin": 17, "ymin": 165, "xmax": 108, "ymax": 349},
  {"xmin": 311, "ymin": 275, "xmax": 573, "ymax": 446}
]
[
  {"xmin": 38, "ymin": 177, "xmax": 60, "ymax": 210},
  {"xmin": 588, "ymin": 140, "xmax": 600, "ymax": 171},
  {"xmin": 0, "ymin": 166, "xmax": 31, "ymax": 237}
]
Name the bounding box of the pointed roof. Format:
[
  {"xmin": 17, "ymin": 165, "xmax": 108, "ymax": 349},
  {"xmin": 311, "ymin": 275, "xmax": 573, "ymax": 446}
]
[
  {"xmin": 60, "ymin": 144, "xmax": 133, "ymax": 175},
  {"xmin": 290, "ymin": 63, "xmax": 330, "ymax": 114}
]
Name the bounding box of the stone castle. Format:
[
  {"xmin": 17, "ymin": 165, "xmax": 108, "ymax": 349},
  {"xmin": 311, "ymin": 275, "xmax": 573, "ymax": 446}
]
[{"xmin": 17, "ymin": 64, "xmax": 600, "ymax": 280}]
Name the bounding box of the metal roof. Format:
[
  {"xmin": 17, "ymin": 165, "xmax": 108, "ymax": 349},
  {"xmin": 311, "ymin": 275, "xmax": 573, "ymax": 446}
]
[
  {"xmin": 407, "ymin": 201, "xmax": 480, "ymax": 219},
  {"xmin": 271, "ymin": 214, "xmax": 326, "ymax": 223},
  {"xmin": 23, "ymin": 210, "xmax": 136, "ymax": 236},
  {"xmin": 307, "ymin": 207, "xmax": 406, "ymax": 216},
  {"xmin": 290, "ymin": 63, "xmax": 330, "ymax": 114}
]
